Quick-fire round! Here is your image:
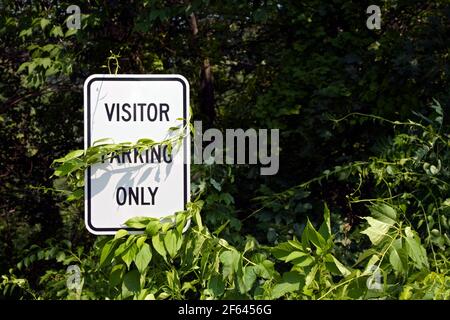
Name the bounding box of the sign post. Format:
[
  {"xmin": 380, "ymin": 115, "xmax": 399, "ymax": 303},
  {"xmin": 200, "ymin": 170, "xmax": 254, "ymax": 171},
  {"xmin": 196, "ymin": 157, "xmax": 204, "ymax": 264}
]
[{"xmin": 83, "ymin": 74, "xmax": 190, "ymax": 235}]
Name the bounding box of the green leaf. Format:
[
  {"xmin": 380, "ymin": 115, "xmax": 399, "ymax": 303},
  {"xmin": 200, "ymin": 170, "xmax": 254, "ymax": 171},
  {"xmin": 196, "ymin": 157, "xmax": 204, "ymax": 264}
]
[
  {"xmin": 175, "ymin": 213, "xmax": 187, "ymax": 234},
  {"xmin": 208, "ymin": 274, "xmax": 225, "ymax": 297},
  {"xmin": 318, "ymin": 203, "xmax": 332, "ymax": 240},
  {"xmin": 369, "ymin": 203, "xmax": 397, "ymax": 225},
  {"xmin": 271, "ymin": 242, "xmax": 296, "ymax": 261},
  {"xmin": 134, "ymin": 243, "xmax": 152, "ymax": 274},
  {"xmin": 121, "ymin": 244, "xmax": 138, "ymax": 269},
  {"xmin": 431, "ymin": 98, "xmax": 443, "ymax": 116},
  {"xmin": 151, "ymin": 234, "xmax": 166, "ymax": 259},
  {"xmin": 270, "ymin": 272, "xmax": 304, "ymax": 299},
  {"xmin": 40, "ymin": 18, "xmax": 50, "ymax": 30},
  {"xmin": 355, "ymin": 249, "xmax": 379, "ymax": 265},
  {"xmin": 114, "ymin": 229, "xmax": 128, "ymax": 239},
  {"xmin": 137, "ymin": 138, "xmax": 155, "ymax": 145},
  {"xmin": 136, "ymin": 236, "xmax": 146, "ymax": 249},
  {"xmin": 284, "ymin": 251, "xmax": 306, "ymax": 262},
  {"xmin": 389, "ymin": 245, "xmax": 407, "ymax": 274},
  {"xmin": 19, "ymin": 28, "xmax": 32, "ymax": 37},
  {"xmin": 244, "ymin": 237, "xmax": 257, "ymax": 253},
  {"xmin": 220, "ymin": 250, "xmax": 240, "ymax": 281},
  {"xmin": 17, "ymin": 62, "xmax": 30, "ymax": 73},
  {"xmin": 50, "ymin": 26, "xmax": 64, "ymax": 37},
  {"xmin": 164, "ymin": 230, "xmax": 182, "ymax": 259},
  {"xmin": 213, "ymin": 220, "xmax": 229, "ymax": 236},
  {"xmin": 242, "ymin": 266, "xmax": 257, "ymax": 292},
  {"xmin": 65, "ymin": 28, "xmax": 78, "ymax": 37},
  {"xmin": 303, "ymin": 219, "xmax": 326, "ymax": 250},
  {"xmin": 210, "ymin": 178, "xmax": 222, "ymax": 191},
  {"xmin": 53, "ymin": 159, "xmax": 82, "ymax": 177},
  {"xmin": 110, "ymin": 264, "xmax": 125, "ymax": 287},
  {"xmin": 361, "ymin": 216, "xmax": 394, "ymax": 245},
  {"xmin": 254, "ymin": 260, "xmax": 275, "ymax": 279},
  {"xmin": 100, "ymin": 240, "xmax": 116, "ymax": 267},
  {"xmin": 404, "ymin": 227, "xmax": 429, "ymax": 269},
  {"xmin": 124, "ymin": 216, "xmax": 155, "ymax": 229},
  {"xmin": 55, "ymin": 149, "xmax": 84, "ymax": 162},
  {"xmin": 37, "ymin": 57, "xmax": 52, "ymax": 69},
  {"xmin": 122, "ymin": 270, "xmax": 140, "ymax": 296},
  {"xmin": 325, "ymin": 254, "xmax": 351, "ymax": 276},
  {"xmin": 145, "ymin": 220, "xmax": 160, "ymax": 236},
  {"xmin": 287, "ymin": 238, "xmax": 303, "ymax": 251},
  {"xmin": 67, "ymin": 188, "xmax": 83, "ymax": 202},
  {"xmin": 193, "ymin": 208, "xmax": 203, "ymax": 231},
  {"xmin": 93, "ymin": 138, "xmax": 114, "ymax": 146},
  {"xmin": 305, "ymin": 265, "xmax": 318, "ymax": 288}
]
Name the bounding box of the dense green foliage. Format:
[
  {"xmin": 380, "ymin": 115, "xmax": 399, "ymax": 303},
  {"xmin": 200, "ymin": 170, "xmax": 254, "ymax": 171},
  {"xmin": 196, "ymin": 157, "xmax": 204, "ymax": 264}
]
[{"xmin": 1, "ymin": 0, "xmax": 449, "ymax": 299}]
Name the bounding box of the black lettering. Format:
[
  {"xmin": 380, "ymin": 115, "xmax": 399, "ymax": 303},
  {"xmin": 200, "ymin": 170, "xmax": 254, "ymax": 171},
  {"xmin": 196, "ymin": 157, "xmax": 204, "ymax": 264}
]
[
  {"xmin": 162, "ymin": 145, "xmax": 172, "ymax": 163},
  {"xmin": 133, "ymin": 149, "xmax": 144, "ymax": 163},
  {"xmin": 122, "ymin": 151, "xmax": 132, "ymax": 163},
  {"xmin": 129, "ymin": 187, "xmax": 139, "ymax": 205},
  {"xmin": 137, "ymin": 103, "xmax": 146, "ymax": 122},
  {"xmin": 110, "ymin": 152, "xmax": 121, "ymax": 164},
  {"xmin": 121, "ymin": 103, "xmax": 131, "ymax": 121},
  {"xmin": 116, "ymin": 187, "xmax": 126, "ymax": 205},
  {"xmin": 160, "ymin": 103, "xmax": 170, "ymax": 121},
  {"xmin": 147, "ymin": 103, "xmax": 157, "ymax": 121},
  {"xmin": 148, "ymin": 187, "xmax": 158, "ymax": 205},
  {"xmin": 141, "ymin": 187, "xmax": 150, "ymax": 205},
  {"xmin": 105, "ymin": 103, "xmax": 115, "ymax": 121},
  {"xmin": 151, "ymin": 146, "xmax": 161, "ymax": 163}
]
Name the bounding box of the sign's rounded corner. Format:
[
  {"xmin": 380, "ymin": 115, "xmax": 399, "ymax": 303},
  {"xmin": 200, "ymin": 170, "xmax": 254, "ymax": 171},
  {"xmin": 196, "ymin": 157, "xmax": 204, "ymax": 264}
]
[
  {"xmin": 171, "ymin": 74, "xmax": 190, "ymax": 90},
  {"xmin": 83, "ymin": 74, "xmax": 104, "ymax": 91},
  {"xmin": 84, "ymin": 217, "xmax": 104, "ymax": 235}
]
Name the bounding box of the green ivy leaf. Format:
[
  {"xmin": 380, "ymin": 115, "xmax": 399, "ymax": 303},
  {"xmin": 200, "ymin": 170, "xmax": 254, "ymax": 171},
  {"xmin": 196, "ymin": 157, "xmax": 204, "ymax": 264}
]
[
  {"xmin": 145, "ymin": 220, "xmax": 161, "ymax": 236},
  {"xmin": 122, "ymin": 270, "xmax": 140, "ymax": 296},
  {"xmin": 220, "ymin": 250, "xmax": 240, "ymax": 281},
  {"xmin": 325, "ymin": 254, "xmax": 351, "ymax": 276},
  {"xmin": 151, "ymin": 234, "xmax": 167, "ymax": 260},
  {"xmin": 114, "ymin": 229, "xmax": 128, "ymax": 240},
  {"xmin": 121, "ymin": 244, "xmax": 138, "ymax": 269},
  {"xmin": 242, "ymin": 266, "xmax": 257, "ymax": 293},
  {"xmin": 50, "ymin": 26, "xmax": 64, "ymax": 37},
  {"xmin": 404, "ymin": 227, "xmax": 429, "ymax": 269},
  {"xmin": 318, "ymin": 203, "xmax": 332, "ymax": 240},
  {"xmin": 40, "ymin": 18, "xmax": 50, "ymax": 30},
  {"xmin": 164, "ymin": 230, "xmax": 182, "ymax": 259},
  {"xmin": 134, "ymin": 243, "xmax": 152, "ymax": 273},
  {"xmin": 303, "ymin": 219, "xmax": 326, "ymax": 250},
  {"xmin": 270, "ymin": 272, "xmax": 304, "ymax": 299},
  {"xmin": 100, "ymin": 240, "xmax": 116, "ymax": 267},
  {"xmin": 110, "ymin": 264, "xmax": 125, "ymax": 287},
  {"xmin": 369, "ymin": 204, "xmax": 397, "ymax": 225},
  {"xmin": 389, "ymin": 244, "xmax": 407, "ymax": 274},
  {"xmin": 124, "ymin": 216, "xmax": 155, "ymax": 229},
  {"xmin": 208, "ymin": 274, "xmax": 225, "ymax": 297},
  {"xmin": 361, "ymin": 216, "xmax": 394, "ymax": 245}
]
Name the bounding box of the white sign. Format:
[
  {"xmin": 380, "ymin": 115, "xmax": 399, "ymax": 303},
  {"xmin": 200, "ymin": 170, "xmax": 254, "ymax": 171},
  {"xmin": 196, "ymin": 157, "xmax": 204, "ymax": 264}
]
[{"xmin": 83, "ymin": 74, "xmax": 190, "ymax": 235}]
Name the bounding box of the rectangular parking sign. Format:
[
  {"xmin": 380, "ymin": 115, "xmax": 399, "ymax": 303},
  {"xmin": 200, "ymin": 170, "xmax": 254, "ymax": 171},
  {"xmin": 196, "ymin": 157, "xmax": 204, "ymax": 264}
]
[{"xmin": 84, "ymin": 74, "xmax": 190, "ymax": 235}]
